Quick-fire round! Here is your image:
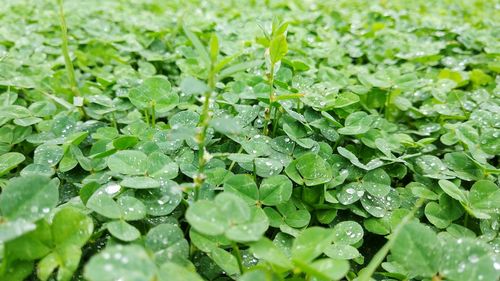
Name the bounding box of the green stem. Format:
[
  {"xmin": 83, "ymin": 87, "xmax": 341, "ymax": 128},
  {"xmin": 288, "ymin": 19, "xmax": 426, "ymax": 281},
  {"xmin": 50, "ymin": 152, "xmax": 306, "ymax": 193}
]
[
  {"xmin": 252, "ymin": 159, "xmax": 257, "ymax": 182},
  {"xmin": 464, "ymin": 212, "xmax": 469, "ymax": 228},
  {"xmin": 194, "ymin": 68, "xmax": 216, "ymax": 201},
  {"xmin": 271, "ymin": 107, "xmax": 281, "ymax": 137},
  {"xmin": 232, "ymin": 242, "xmax": 245, "ymax": 274},
  {"xmin": 263, "ymin": 63, "xmax": 275, "ymax": 136},
  {"xmin": 144, "ymin": 109, "xmax": 149, "ymax": 125},
  {"xmin": 111, "ymin": 112, "xmax": 118, "ymax": 129},
  {"xmin": 357, "ymin": 198, "xmax": 425, "ymax": 281},
  {"xmin": 57, "ymin": 0, "xmax": 80, "ymax": 98},
  {"xmin": 151, "ymin": 102, "xmax": 156, "ymax": 128}
]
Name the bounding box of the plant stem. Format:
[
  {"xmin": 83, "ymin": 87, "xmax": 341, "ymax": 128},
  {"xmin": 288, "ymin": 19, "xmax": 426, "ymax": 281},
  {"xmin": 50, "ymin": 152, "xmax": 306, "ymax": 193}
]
[
  {"xmin": 252, "ymin": 159, "xmax": 257, "ymax": 182},
  {"xmin": 263, "ymin": 63, "xmax": 275, "ymax": 136},
  {"xmin": 144, "ymin": 109, "xmax": 149, "ymax": 125},
  {"xmin": 232, "ymin": 242, "xmax": 245, "ymax": 274},
  {"xmin": 57, "ymin": 0, "xmax": 80, "ymax": 98},
  {"xmin": 111, "ymin": 112, "xmax": 118, "ymax": 129},
  {"xmin": 357, "ymin": 198, "xmax": 425, "ymax": 281},
  {"xmin": 271, "ymin": 107, "xmax": 281, "ymax": 137},
  {"xmin": 194, "ymin": 67, "xmax": 215, "ymax": 201},
  {"xmin": 151, "ymin": 101, "xmax": 156, "ymax": 128}
]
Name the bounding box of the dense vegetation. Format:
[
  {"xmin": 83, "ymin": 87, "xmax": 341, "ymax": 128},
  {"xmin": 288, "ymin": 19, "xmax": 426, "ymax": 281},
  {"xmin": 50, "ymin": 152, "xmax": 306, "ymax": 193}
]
[{"xmin": 0, "ymin": 0, "xmax": 499, "ymax": 280}]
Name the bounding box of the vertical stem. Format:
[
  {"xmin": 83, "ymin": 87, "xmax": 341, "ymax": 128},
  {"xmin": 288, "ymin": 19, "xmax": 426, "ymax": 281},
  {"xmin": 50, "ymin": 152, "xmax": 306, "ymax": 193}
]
[
  {"xmin": 151, "ymin": 101, "xmax": 156, "ymax": 128},
  {"xmin": 252, "ymin": 159, "xmax": 257, "ymax": 182},
  {"xmin": 194, "ymin": 68, "xmax": 215, "ymax": 201},
  {"xmin": 263, "ymin": 63, "xmax": 275, "ymax": 136},
  {"xmin": 111, "ymin": 112, "xmax": 118, "ymax": 129},
  {"xmin": 57, "ymin": 0, "xmax": 80, "ymax": 98},
  {"xmin": 271, "ymin": 107, "xmax": 281, "ymax": 137},
  {"xmin": 232, "ymin": 242, "xmax": 245, "ymax": 274},
  {"xmin": 357, "ymin": 198, "xmax": 425, "ymax": 281},
  {"xmin": 144, "ymin": 109, "xmax": 149, "ymax": 125}
]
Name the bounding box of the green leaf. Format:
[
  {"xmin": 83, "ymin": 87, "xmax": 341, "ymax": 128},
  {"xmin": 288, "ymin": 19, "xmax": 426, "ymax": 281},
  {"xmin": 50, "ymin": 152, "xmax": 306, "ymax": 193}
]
[
  {"xmin": 361, "ymin": 169, "xmax": 391, "ymax": 197},
  {"xmin": 306, "ymin": 258, "xmax": 350, "ymax": 281},
  {"xmin": 330, "ymin": 92, "xmax": 360, "ymax": 109},
  {"xmin": 84, "ymin": 245, "xmax": 156, "ymax": 281},
  {"xmin": 286, "ymin": 153, "xmax": 333, "ymax": 186},
  {"xmin": 259, "ymin": 175, "xmax": 293, "ymax": 206},
  {"xmin": 209, "ymin": 33, "xmax": 219, "ymax": 63},
  {"xmin": 0, "ymin": 219, "xmax": 36, "ymax": 243},
  {"xmin": 391, "ymin": 222, "xmax": 440, "ymax": 278},
  {"xmin": 218, "ymin": 60, "xmax": 264, "ymax": 78},
  {"xmin": 269, "ymin": 34, "xmax": 288, "ymax": 64},
  {"xmin": 225, "ymin": 207, "xmax": 269, "ymax": 242},
  {"xmin": 3, "ymin": 219, "xmax": 51, "ymax": 261},
  {"xmin": 224, "ymin": 174, "xmax": 259, "ymax": 205},
  {"xmin": 468, "ymin": 180, "xmax": 500, "ymax": 217},
  {"xmin": 183, "ymin": 26, "xmax": 210, "ymax": 67},
  {"xmin": 439, "ymin": 237, "xmax": 500, "ymax": 281},
  {"xmin": 180, "ymin": 77, "xmax": 208, "ymax": 95},
  {"xmin": 112, "ymin": 135, "xmax": 139, "ymax": 150},
  {"xmin": 186, "ymin": 200, "xmax": 227, "ymax": 236},
  {"xmin": 147, "ymin": 152, "xmax": 179, "ymax": 180},
  {"xmin": 324, "ymin": 244, "xmax": 361, "ymax": 260},
  {"xmin": 424, "ymin": 194, "xmax": 464, "ymax": 228},
  {"xmin": 87, "ymin": 192, "xmax": 122, "ymax": 219},
  {"xmin": 107, "ymin": 220, "xmax": 141, "ymax": 241},
  {"xmin": 34, "ymin": 144, "xmax": 64, "ymax": 167},
  {"xmin": 292, "ymin": 227, "xmax": 334, "ymax": 262},
  {"xmin": 438, "ymin": 179, "xmax": 467, "ymax": 203},
  {"xmin": 0, "ymin": 175, "xmax": 59, "ymax": 221},
  {"xmin": 128, "ymin": 76, "xmax": 178, "ymax": 112},
  {"xmin": 338, "ymin": 112, "xmax": 373, "ymax": 135},
  {"xmin": 250, "ymin": 238, "xmax": 293, "ymax": 269},
  {"xmin": 136, "ymin": 181, "xmax": 182, "ymax": 216},
  {"xmin": 158, "ymin": 263, "xmax": 204, "ymax": 281},
  {"xmin": 333, "ymin": 221, "xmax": 364, "ymax": 245},
  {"xmin": 210, "ymin": 116, "xmax": 244, "ymax": 135},
  {"xmin": 0, "ymin": 152, "xmax": 25, "ymax": 176},
  {"xmin": 117, "ymin": 196, "xmax": 147, "ymax": 220},
  {"xmin": 211, "ymin": 247, "xmax": 240, "ymax": 276},
  {"xmin": 107, "ymin": 150, "xmax": 148, "ymax": 175},
  {"xmin": 145, "ymin": 224, "xmax": 189, "ymax": 264},
  {"xmin": 51, "ymin": 207, "xmax": 93, "ymax": 247},
  {"xmin": 121, "ymin": 176, "xmax": 160, "ymax": 189}
]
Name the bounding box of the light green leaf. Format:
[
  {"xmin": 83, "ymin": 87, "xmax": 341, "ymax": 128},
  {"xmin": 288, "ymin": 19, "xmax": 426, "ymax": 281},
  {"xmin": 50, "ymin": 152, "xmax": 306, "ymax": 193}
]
[
  {"xmin": 117, "ymin": 196, "xmax": 147, "ymax": 221},
  {"xmin": 292, "ymin": 227, "xmax": 334, "ymax": 262},
  {"xmin": 51, "ymin": 207, "xmax": 93, "ymax": 247},
  {"xmin": 224, "ymin": 174, "xmax": 259, "ymax": 205},
  {"xmin": 338, "ymin": 112, "xmax": 373, "ymax": 135},
  {"xmin": 158, "ymin": 263, "xmax": 204, "ymax": 281},
  {"xmin": 250, "ymin": 238, "xmax": 293, "ymax": 269},
  {"xmin": 0, "ymin": 175, "xmax": 59, "ymax": 221},
  {"xmin": 128, "ymin": 76, "xmax": 178, "ymax": 112},
  {"xmin": 107, "ymin": 220, "xmax": 141, "ymax": 241},
  {"xmin": 0, "ymin": 152, "xmax": 25, "ymax": 176},
  {"xmin": 186, "ymin": 200, "xmax": 227, "ymax": 236},
  {"xmin": 324, "ymin": 244, "xmax": 360, "ymax": 260},
  {"xmin": 333, "ymin": 221, "xmax": 364, "ymax": 245},
  {"xmin": 391, "ymin": 222, "xmax": 440, "ymax": 278},
  {"xmin": 259, "ymin": 175, "xmax": 293, "ymax": 206},
  {"xmin": 87, "ymin": 192, "xmax": 122, "ymax": 219},
  {"xmin": 84, "ymin": 245, "xmax": 156, "ymax": 281},
  {"xmin": 439, "ymin": 179, "xmax": 467, "ymax": 203},
  {"xmin": 269, "ymin": 34, "xmax": 288, "ymax": 64},
  {"xmin": 107, "ymin": 150, "xmax": 148, "ymax": 175}
]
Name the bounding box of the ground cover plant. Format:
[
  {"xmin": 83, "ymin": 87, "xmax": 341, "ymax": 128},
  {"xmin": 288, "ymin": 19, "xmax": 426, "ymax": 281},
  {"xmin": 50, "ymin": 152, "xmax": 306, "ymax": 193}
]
[{"xmin": 0, "ymin": 0, "xmax": 499, "ymax": 280}]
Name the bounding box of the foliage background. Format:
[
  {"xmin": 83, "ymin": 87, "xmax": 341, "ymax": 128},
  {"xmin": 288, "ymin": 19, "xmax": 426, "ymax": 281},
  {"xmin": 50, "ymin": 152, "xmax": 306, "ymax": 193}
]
[{"xmin": 0, "ymin": 0, "xmax": 499, "ymax": 280}]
